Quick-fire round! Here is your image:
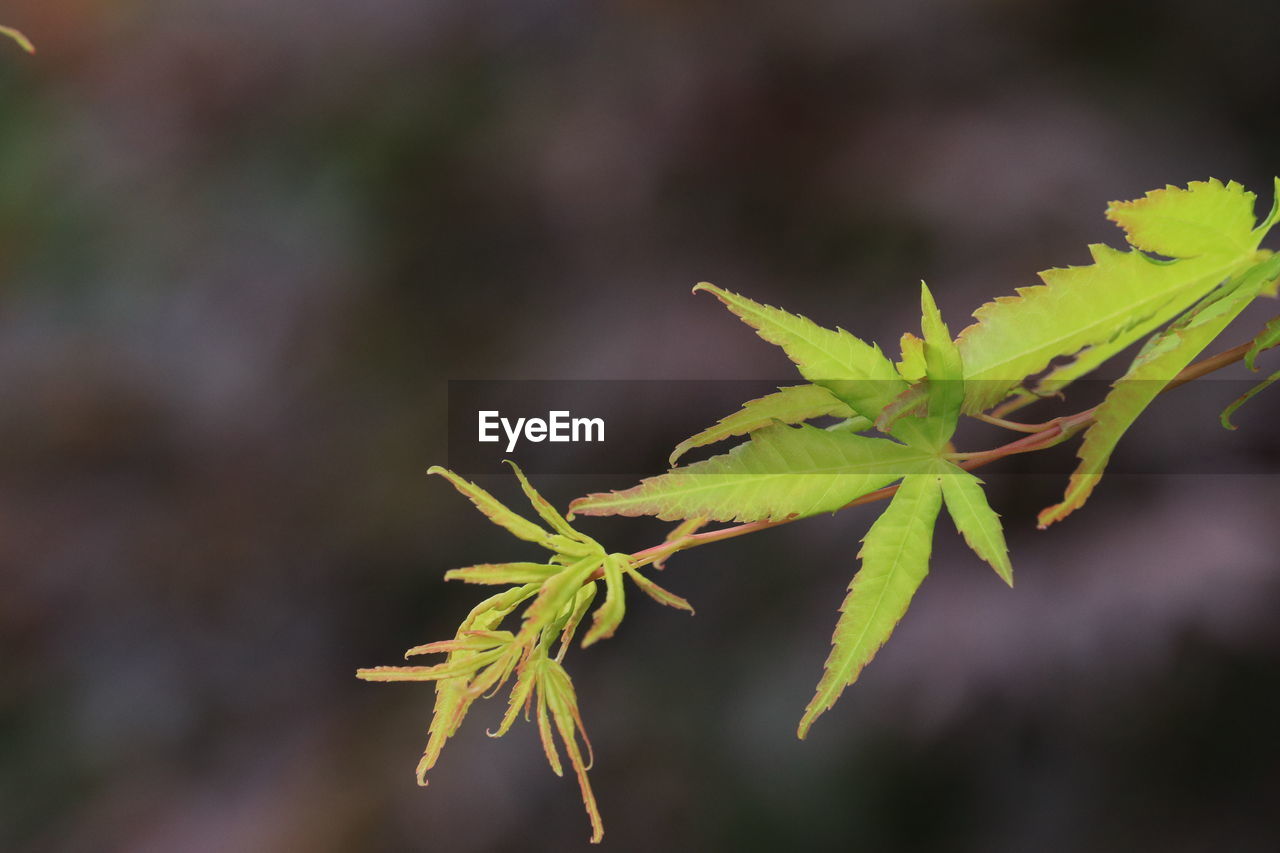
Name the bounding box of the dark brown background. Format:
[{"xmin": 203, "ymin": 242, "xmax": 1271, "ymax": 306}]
[{"xmin": 3, "ymin": 1, "xmax": 1279, "ymax": 851}]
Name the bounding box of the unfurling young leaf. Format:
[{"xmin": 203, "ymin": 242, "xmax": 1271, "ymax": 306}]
[
  {"xmin": 506, "ymin": 459, "xmax": 591, "ymax": 542},
  {"xmin": 427, "ymin": 466, "xmax": 561, "ymax": 548},
  {"xmin": 444, "ymin": 562, "xmax": 563, "ymax": 585},
  {"xmin": 798, "ymin": 472, "xmax": 943, "ymax": 738},
  {"xmin": 582, "ymin": 554, "xmax": 627, "ymax": 648},
  {"xmin": 540, "ymin": 659, "xmax": 603, "ymax": 843}
]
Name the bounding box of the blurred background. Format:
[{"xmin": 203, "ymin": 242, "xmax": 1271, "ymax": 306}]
[{"xmin": 3, "ymin": 1, "xmax": 1280, "ymax": 851}]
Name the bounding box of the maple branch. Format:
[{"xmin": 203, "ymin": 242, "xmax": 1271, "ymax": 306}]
[{"xmin": 624, "ymin": 317, "xmax": 1279, "ymax": 570}]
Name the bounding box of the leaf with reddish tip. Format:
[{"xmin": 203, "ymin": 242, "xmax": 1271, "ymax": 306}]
[
  {"xmin": 937, "ymin": 463, "xmax": 1012, "ymax": 586},
  {"xmin": 505, "ymin": 460, "xmax": 588, "ymax": 541},
  {"xmin": 515, "ymin": 555, "xmax": 602, "ymax": 649},
  {"xmin": 404, "ymin": 631, "xmax": 512, "ymax": 657},
  {"xmin": 653, "ymin": 517, "xmax": 708, "ymax": 570},
  {"xmin": 798, "ymin": 472, "xmax": 942, "ymax": 739},
  {"xmin": 355, "ymin": 649, "xmax": 504, "ymax": 682},
  {"xmin": 1107, "ymin": 178, "xmax": 1259, "ymax": 258},
  {"xmin": 428, "ymin": 466, "xmax": 554, "ymax": 547},
  {"xmin": 410, "ymin": 585, "xmax": 536, "ymax": 784},
  {"xmin": 556, "ymin": 582, "xmax": 598, "ymax": 657},
  {"xmin": 489, "ymin": 663, "xmax": 538, "ymax": 738},
  {"xmin": 669, "ymin": 384, "xmax": 855, "ymax": 465},
  {"xmin": 541, "ymin": 660, "xmax": 604, "ymax": 844},
  {"xmin": 536, "ymin": 683, "xmax": 563, "ymax": 777},
  {"xmin": 625, "ymin": 566, "xmax": 695, "ymax": 614},
  {"xmin": 0, "ymin": 26, "xmax": 33, "ymax": 53},
  {"xmin": 444, "ymin": 562, "xmax": 562, "ymax": 585},
  {"xmin": 873, "ymin": 383, "xmax": 928, "ymax": 435},
  {"xmin": 897, "ymin": 332, "xmax": 926, "ymax": 382}
]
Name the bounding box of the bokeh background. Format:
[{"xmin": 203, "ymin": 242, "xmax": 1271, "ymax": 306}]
[{"xmin": 4, "ymin": 1, "xmax": 1280, "ymax": 851}]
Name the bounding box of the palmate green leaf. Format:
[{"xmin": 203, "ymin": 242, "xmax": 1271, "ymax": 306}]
[
  {"xmin": 1039, "ymin": 254, "xmax": 1280, "ymax": 527},
  {"xmin": 798, "ymin": 472, "xmax": 943, "ymax": 738},
  {"xmin": 571, "ymin": 422, "xmax": 935, "ymax": 523},
  {"xmin": 0, "ymin": 25, "xmax": 34, "ymax": 53},
  {"xmin": 873, "ymin": 284, "xmax": 963, "ymax": 446},
  {"xmin": 959, "ymin": 179, "xmax": 1274, "ymax": 413},
  {"xmin": 669, "ymin": 384, "xmax": 856, "ymax": 466},
  {"xmin": 692, "ymin": 282, "xmax": 908, "ymax": 423},
  {"xmin": 937, "ymin": 463, "xmax": 1012, "ymax": 586}
]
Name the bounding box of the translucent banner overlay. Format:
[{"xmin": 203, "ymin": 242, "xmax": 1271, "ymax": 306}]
[{"xmin": 447, "ymin": 379, "xmax": 1279, "ymax": 476}]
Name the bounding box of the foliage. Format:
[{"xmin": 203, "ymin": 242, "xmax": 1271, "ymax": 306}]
[
  {"xmin": 357, "ymin": 463, "xmax": 690, "ymax": 843},
  {"xmin": 361, "ymin": 179, "xmax": 1280, "ymax": 841},
  {"xmin": 0, "ymin": 25, "xmax": 33, "ymax": 54}
]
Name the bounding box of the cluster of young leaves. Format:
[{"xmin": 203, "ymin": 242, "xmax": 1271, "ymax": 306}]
[
  {"xmin": 365, "ymin": 179, "xmax": 1280, "ymax": 841},
  {"xmin": 357, "ymin": 463, "xmax": 692, "ymax": 843},
  {"xmin": 572, "ymin": 178, "xmax": 1280, "ymax": 736}
]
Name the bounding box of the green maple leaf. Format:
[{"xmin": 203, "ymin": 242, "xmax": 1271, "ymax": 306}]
[
  {"xmin": 798, "ymin": 472, "xmax": 943, "ymax": 738},
  {"xmin": 572, "ymin": 423, "xmax": 935, "ymax": 523},
  {"xmin": 938, "ymin": 463, "xmax": 1012, "ymax": 586},
  {"xmin": 1040, "ymin": 253, "xmax": 1280, "ymax": 526},
  {"xmin": 959, "ymin": 179, "xmax": 1275, "ymax": 414}
]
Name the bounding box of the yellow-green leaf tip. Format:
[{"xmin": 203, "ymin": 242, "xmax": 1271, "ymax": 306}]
[{"xmin": 0, "ymin": 26, "xmax": 34, "ymax": 54}]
